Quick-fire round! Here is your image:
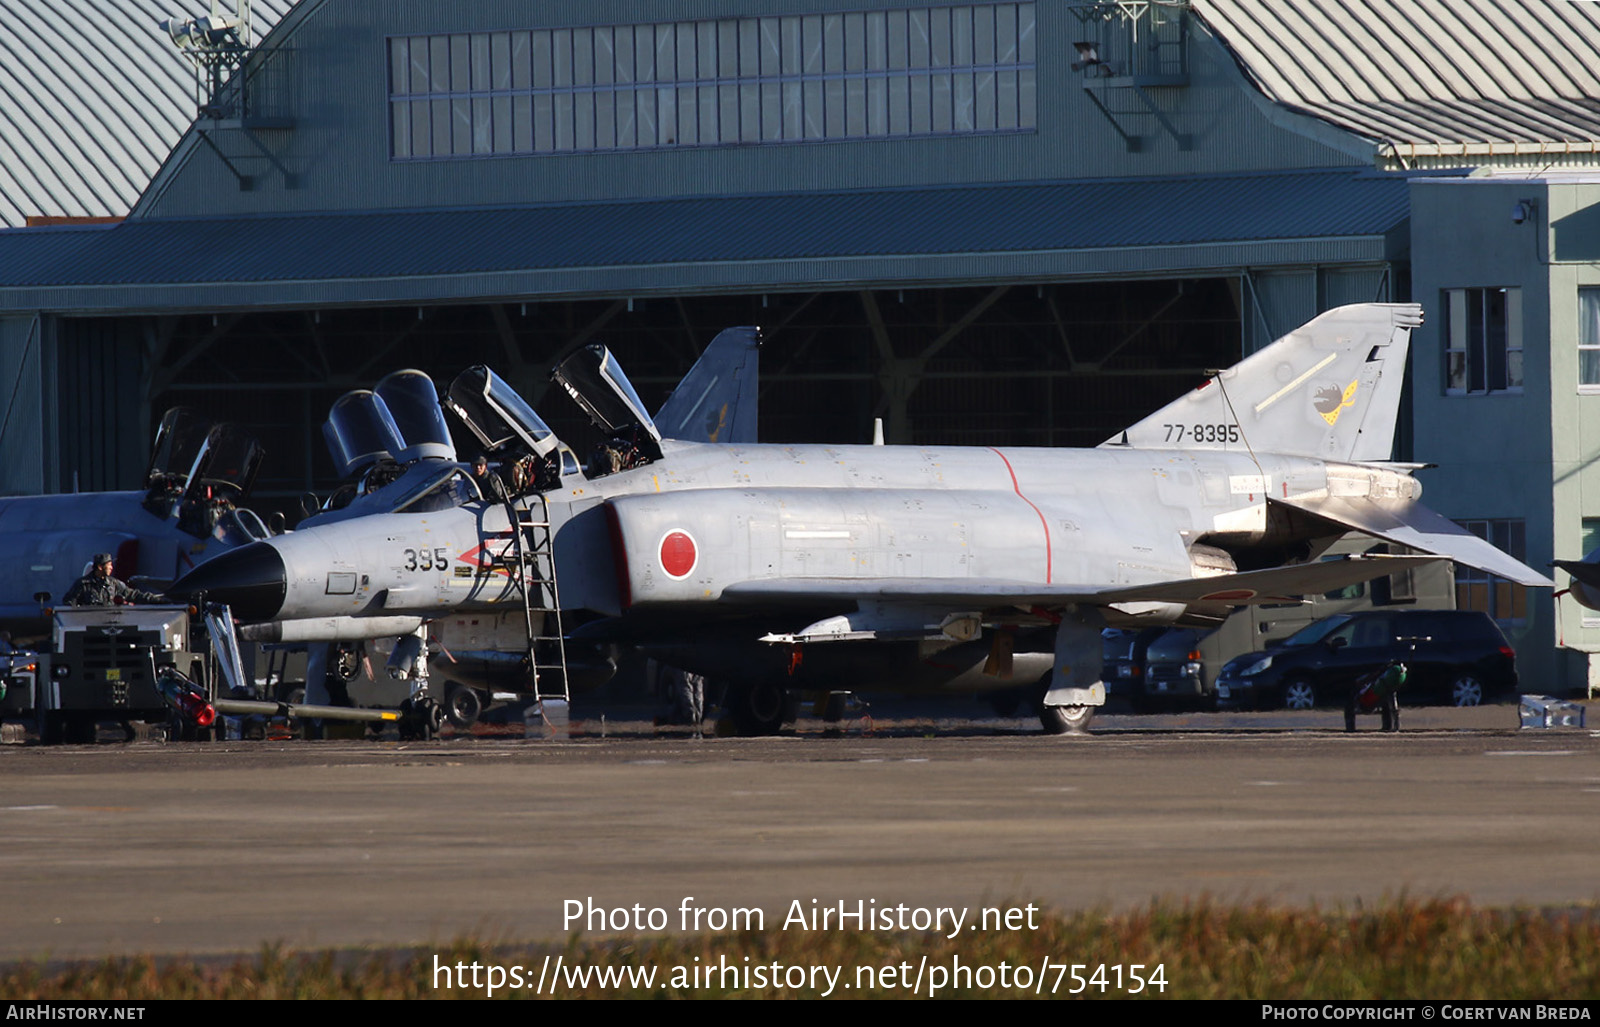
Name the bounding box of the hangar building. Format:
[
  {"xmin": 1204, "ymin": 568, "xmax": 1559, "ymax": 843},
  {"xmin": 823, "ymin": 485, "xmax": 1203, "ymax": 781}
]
[{"xmin": 1, "ymin": 0, "xmax": 1598, "ymax": 689}]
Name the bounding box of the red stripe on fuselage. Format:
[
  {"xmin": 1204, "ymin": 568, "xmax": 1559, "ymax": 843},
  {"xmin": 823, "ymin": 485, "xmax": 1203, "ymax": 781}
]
[
  {"xmin": 987, "ymin": 447, "xmax": 1052, "ymax": 584},
  {"xmin": 603, "ymin": 502, "xmax": 633, "ymax": 610}
]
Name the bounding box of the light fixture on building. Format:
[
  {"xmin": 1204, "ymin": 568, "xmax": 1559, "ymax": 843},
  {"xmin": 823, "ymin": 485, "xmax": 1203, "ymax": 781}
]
[
  {"xmin": 160, "ymin": 2, "xmax": 248, "ymax": 52},
  {"xmin": 1512, "ymin": 199, "xmax": 1538, "ymax": 225}
]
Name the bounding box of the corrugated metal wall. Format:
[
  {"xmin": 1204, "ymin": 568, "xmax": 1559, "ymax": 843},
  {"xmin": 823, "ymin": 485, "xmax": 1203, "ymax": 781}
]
[
  {"xmin": 139, "ymin": 0, "xmax": 1366, "ymax": 223},
  {"xmin": 52, "ymin": 319, "xmax": 148, "ymax": 494},
  {"xmin": 0, "ymin": 315, "xmax": 45, "ymax": 494}
]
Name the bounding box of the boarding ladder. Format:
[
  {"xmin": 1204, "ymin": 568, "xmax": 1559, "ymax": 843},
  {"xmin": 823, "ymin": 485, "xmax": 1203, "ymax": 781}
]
[{"xmin": 500, "ymin": 493, "xmax": 570, "ymax": 703}]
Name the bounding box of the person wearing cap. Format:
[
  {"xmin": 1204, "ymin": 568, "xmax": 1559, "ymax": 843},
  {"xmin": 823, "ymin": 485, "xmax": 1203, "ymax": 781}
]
[
  {"xmin": 62, "ymin": 553, "xmax": 164, "ymax": 607},
  {"xmin": 471, "ymin": 453, "xmax": 509, "ymax": 503}
]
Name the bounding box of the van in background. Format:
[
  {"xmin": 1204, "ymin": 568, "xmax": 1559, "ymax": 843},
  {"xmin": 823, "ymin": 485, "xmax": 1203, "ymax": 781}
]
[{"xmin": 1136, "ymin": 537, "xmax": 1455, "ymax": 712}]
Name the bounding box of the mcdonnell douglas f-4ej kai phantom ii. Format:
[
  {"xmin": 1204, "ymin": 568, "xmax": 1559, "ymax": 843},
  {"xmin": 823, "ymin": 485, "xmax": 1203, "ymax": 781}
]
[{"xmin": 171, "ymin": 303, "xmax": 1550, "ymax": 735}]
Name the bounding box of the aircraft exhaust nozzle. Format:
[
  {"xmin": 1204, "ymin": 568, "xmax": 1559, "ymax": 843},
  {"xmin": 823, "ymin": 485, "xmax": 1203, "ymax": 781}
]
[{"xmin": 167, "ymin": 541, "xmax": 288, "ymax": 623}]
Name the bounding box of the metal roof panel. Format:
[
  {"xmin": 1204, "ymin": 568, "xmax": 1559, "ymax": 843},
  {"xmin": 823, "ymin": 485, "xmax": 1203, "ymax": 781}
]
[
  {"xmin": 1193, "ymin": 0, "xmax": 1600, "ymax": 148},
  {"xmin": 0, "ymin": 0, "xmax": 293, "ymax": 227}
]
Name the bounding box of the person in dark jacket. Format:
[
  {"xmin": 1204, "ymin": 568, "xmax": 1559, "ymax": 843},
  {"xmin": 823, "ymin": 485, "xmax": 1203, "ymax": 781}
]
[{"xmin": 62, "ymin": 553, "xmax": 164, "ymax": 607}]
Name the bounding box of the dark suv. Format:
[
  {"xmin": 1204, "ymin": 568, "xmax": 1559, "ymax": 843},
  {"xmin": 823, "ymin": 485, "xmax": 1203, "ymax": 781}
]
[{"xmin": 1213, "ymin": 610, "xmax": 1516, "ymax": 711}]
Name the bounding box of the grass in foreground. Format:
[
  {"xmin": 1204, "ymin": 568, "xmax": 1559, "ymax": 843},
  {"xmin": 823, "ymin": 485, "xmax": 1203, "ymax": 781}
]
[{"xmin": 4, "ymin": 899, "xmax": 1598, "ymax": 999}]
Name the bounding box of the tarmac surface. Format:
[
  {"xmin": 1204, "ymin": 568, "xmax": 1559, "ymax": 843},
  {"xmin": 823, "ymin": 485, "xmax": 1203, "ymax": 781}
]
[{"xmin": 0, "ymin": 700, "xmax": 1596, "ymax": 962}]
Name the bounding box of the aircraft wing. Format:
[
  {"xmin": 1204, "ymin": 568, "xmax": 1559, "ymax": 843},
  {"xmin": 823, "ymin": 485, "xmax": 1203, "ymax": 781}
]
[
  {"xmin": 718, "ymin": 554, "xmax": 1441, "ymax": 608},
  {"xmin": 1272, "ymin": 494, "xmax": 1553, "ymax": 587}
]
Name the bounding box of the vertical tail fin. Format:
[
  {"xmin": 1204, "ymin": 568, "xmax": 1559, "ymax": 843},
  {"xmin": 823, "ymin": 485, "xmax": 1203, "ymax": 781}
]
[
  {"xmin": 1102, "ymin": 303, "xmax": 1422, "ymax": 463},
  {"xmin": 655, "ymin": 327, "xmax": 761, "ymax": 444}
]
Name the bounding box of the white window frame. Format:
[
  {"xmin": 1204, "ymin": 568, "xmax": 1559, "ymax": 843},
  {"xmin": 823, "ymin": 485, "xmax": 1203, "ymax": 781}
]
[
  {"xmin": 1580, "ymin": 288, "xmax": 1600, "ymax": 393},
  {"xmin": 1443, "ymin": 287, "xmax": 1522, "ymax": 396}
]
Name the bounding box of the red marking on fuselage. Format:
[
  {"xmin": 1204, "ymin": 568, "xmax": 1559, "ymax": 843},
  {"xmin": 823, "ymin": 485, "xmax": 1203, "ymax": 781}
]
[
  {"xmin": 1200, "ymin": 589, "xmax": 1256, "ymax": 601},
  {"xmin": 988, "ymin": 447, "xmax": 1051, "ymax": 584},
  {"xmin": 458, "ymin": 531, "xmax": 518, "ymax": 579},
  {"xmin": 660, "ymin": 530, "xmax": 698, "ymax": 578}
]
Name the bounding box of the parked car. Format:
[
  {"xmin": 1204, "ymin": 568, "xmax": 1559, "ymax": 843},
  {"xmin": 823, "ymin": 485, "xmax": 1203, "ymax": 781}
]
[
  {"xmin": 1136, "ymin": 537, "xmax": 1454, "ymax": 712},
  {"xmin": 1213, "ymin": 609, "xmax": 1517, "ymax": 711},
  {"xmin": 1101, "ymin": 627, "xmax": 1164, "ymax": 708}
]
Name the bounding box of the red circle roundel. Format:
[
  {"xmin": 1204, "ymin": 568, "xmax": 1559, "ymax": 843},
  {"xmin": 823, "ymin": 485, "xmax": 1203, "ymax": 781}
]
[{"xmin": 659, "ymin": 530, "xmax": 698, "ymax": 580}]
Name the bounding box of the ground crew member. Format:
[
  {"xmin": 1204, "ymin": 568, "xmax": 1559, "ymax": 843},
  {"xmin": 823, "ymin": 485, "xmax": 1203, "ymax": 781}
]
[
  {"xmin": 1345, "ymin": 660, "xmax": 1405, "ymax": 732},
  {"xmin": 62, "ymin": 553, "xmax": 164, "ymax": 607},
  {"xmin": 472, "ymin": 453, "xmax": 509, "ymax": 503}
]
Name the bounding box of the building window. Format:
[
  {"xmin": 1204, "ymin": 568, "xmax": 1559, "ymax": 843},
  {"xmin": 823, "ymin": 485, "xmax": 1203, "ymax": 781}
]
[
  {"xmin": 389, "ymin": 3, "xmax": 1036, "ymax": 160},
  {"xmin": 1580, "ymin": 517, "xmax": 1600, "ymax": 625},
  {"xmin": 1455, "ymin": 519, "xmax": 1527, "ymax": 626},
  {"xmin": 1581, "ymin": 288, "xmax": 1600, "ymax": 390},
  {"xmin": 1443, "ymin": 287, "xmax": 1522, "ymax": 395}
]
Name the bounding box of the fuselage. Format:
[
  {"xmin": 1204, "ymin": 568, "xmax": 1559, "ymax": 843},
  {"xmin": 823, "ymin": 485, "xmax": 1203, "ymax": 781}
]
[
  {"xmin": 172, "ymin": 440, "xmax": 1418, "ymax": 630},
  {"xmin": 0, "ymin": 491, "xmax": 259, "ymax": 621}
]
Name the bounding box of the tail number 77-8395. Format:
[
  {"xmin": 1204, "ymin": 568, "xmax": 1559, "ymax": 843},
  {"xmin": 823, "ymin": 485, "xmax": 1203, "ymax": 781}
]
[{"xmin": 1164, "ymin": 423, "xmax": 1240, "ymax": 444}]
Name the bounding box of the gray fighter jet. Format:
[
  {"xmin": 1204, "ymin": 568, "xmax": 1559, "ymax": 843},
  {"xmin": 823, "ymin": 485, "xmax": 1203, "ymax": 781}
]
[
  {"xmin": 0, "ymin": 408, "xmax": 269, "ymax": 631},
  {"xmin": 170, "ymin": 304, "xmax": 1551, "ymax": 735}
]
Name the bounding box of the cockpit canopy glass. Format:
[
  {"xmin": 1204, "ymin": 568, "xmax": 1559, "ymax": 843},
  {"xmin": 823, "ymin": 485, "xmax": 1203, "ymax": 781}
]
[
  {"xmin": 551, "ymin": 344, "xmax": 662, "ymax": 442},
  {"xmin": 186, "ymin": 423, "xmax": 265, "ymax": 501},
  {"xmin": 147, "ymin": 407, "xmax": 212, "ymax": 487},
  {"xmin": 375, "ymin": 369, "xmax": 455, "ymax": 463},
  {"xmin": 444, "ymin": 366, "xmax": 558, "ymax": 458},
  {"xmin": 391, "ymin": 465, "xmax": 482, "ymax": 514},
  {"xmin": 324, "ymin": 390, "xmax": 405, "ymax": 478}
]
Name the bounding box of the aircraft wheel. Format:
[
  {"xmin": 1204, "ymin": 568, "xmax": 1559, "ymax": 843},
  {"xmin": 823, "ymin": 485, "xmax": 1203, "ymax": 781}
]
[
  {"xmin": 1450, "ymin": 675, "xmax": 1484, "ymax": 707},
  {"xmin": 726, "ymin": 678, "xmax": 787, "ymax": 736},
  {"xmin": 399, "ymin": 696, "xmax": 443, "ymax": 741},
  {"xmin": 1039, "ymin": 704, "xmax": 1094, "ymax": 735},
  {"xmin": 1281, "ymin": 677, "xmax": 1317, "ymax": 711},
  {"xmin": 445, "ymin": 684, "xmax": 483, "ymax": 730}
]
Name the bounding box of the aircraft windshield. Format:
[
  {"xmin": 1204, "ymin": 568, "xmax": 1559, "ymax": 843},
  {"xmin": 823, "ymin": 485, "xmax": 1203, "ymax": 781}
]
[
  {"xmin": 187, "ymin": 424, "xmax": 265, "ymax": 500},
  {"xmin": 214, "ymin": 508, "xmax": 271, "ymax": 545},
  {"xmin": 392, "ymin": 466, "xmax": 482, "ymax": 514},
  {"xmin": 325, "ymin": 390, "xmax": 405, "ymax": 477},
  {"xmin": 444, "ymin": 366, "xmax": 559, "ymax": 458},
  {"xmin": 375, "ymin": 369, "xmax": 455, "ymax": 463},
  {"xmin": 147, "ymin": 407, "xmax": 212, "ymax": 486},
  {"xmin": 552, "ymin": 344, "xmax": 662, "ymax": 441}
]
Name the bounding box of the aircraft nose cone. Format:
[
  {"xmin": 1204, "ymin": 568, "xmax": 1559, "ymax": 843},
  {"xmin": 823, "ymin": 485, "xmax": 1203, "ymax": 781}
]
[{"xmin": 168, "ymin": 542, "xmax": 288, "ymax": 623}]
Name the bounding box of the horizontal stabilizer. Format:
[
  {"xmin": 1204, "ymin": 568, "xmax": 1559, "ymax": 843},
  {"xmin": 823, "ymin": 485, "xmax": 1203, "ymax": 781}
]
[
  {"xmin": 1276, "ymin": 494, "xmax": 1553, "ymax": 587},
  {"xmin": 1552, "ymin": 558, "xmax": 1600, "ymax": 590}
]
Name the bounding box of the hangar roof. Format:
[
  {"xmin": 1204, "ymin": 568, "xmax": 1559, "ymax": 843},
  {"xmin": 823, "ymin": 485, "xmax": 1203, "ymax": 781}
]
[
  {"xmin": 1193, "ymin": 0, "xmax": 1600, "ymax": 165},
  {"xmin": 0, "ymin": 167, "xmax": 1410, "ymax": 313},
  {"xmin": 0, "ymin": 0, "xmax": 292, "ymax": 228}
]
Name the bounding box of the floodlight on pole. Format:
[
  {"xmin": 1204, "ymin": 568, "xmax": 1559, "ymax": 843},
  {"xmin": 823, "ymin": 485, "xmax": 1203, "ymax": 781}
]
[{"xmin": 156, "ymin": 2, "xmax": 256, "ymax": 120}]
